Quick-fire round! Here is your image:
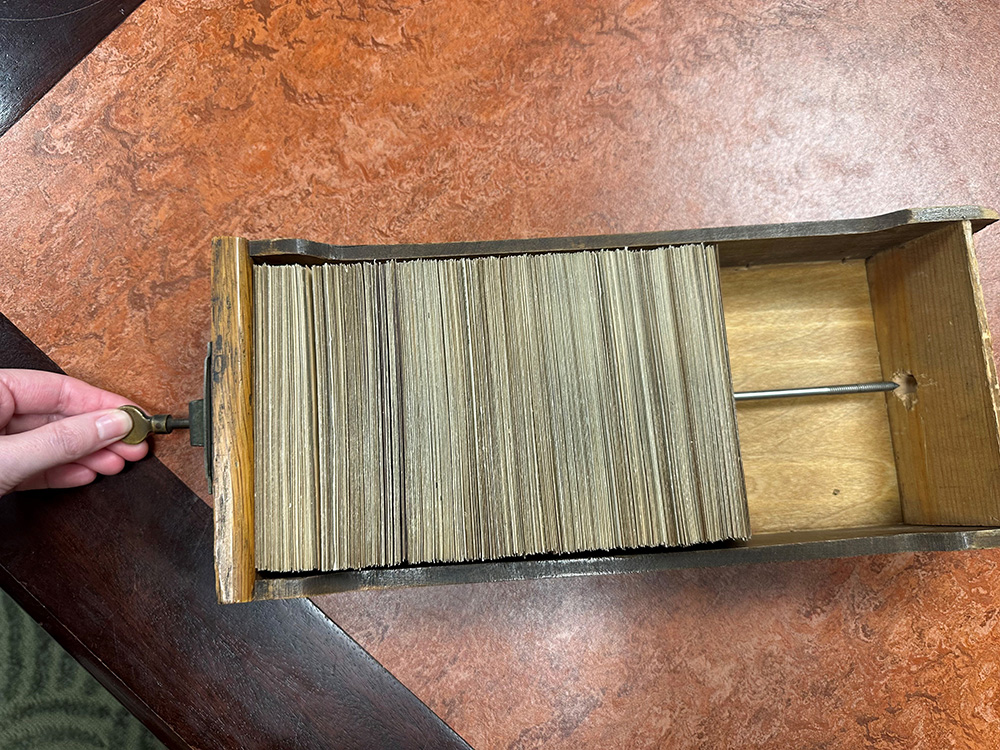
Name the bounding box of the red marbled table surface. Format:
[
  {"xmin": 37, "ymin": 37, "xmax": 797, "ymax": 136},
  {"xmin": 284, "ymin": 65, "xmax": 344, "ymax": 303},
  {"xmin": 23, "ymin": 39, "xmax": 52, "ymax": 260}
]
[{"xmin": 2, "ymin": 1, "xmax": 1000, "ymax": 747}]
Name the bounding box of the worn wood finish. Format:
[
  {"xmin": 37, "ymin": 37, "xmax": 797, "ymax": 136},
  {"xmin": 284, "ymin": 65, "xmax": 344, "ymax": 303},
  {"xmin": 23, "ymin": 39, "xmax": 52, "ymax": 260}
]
[
  {"xmin": 0, "ymin": 1, "xmax": 146, "ymax": 137},
  {"xmin": 868, "ymin": 222, "xmax": 1000, "ymax": 525},
  {"xmin": 0, "ymin": 313, "xmax": 470, "ymax": 750},
  {"xmin": 250, "ymin": 206, "xmax": 998, "ymax": 267},
  {"xmin": 211, "ymin": 237, "xmax": 256, "ymax": 604},
  {"xmin": 721, "ymin": 261, "xmax": 900, "ymax": 533}
]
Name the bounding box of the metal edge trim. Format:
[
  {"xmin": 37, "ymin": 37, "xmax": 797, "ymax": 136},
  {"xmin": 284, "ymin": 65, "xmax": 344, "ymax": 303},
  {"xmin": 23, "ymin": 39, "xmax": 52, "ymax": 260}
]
[
  {"xmin": 245, "ymin": 206, "xmax": 998, "ymax": 262},
  {"xmin": 253, "ymin": 526, "xmax": 1000, "ymax": 599}
]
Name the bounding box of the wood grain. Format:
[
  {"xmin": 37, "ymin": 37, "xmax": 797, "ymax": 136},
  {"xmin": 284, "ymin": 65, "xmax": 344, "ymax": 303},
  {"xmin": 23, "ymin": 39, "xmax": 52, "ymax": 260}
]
[
  {"xmin": 867, "ymin": 221, "xmax": 1000, "ymax": 525},
  {"xmin": 211, "ymin": 237, "xmax": 255, "ymax": 604},
  {"xmin": 721, "ymin": 261, "xmax": 900, "ymax": 533},
  {"xmin": 0, "ymin": 312, "xmax": 470, "ymax": 750}
]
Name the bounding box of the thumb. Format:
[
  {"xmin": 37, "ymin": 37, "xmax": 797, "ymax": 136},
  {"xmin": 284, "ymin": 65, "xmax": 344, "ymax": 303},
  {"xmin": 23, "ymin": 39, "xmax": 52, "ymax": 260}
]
[{"xmin": 0, "ymin": 409, "xmax": 133, "ymax": 492}]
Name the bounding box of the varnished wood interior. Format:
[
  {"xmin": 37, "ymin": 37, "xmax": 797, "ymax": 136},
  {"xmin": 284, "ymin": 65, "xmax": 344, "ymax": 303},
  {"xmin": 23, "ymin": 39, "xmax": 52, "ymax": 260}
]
[
  {"xmin": 867, "ymin": 221, "xmax": 1000, "ymax": 525},
  {"xmin": 724, "ymin": 222, "xmax": 1000, "ymax": 533},
  {"xmin": 722, "ymin": 260, "xmax": 900, "ymax": 533}
]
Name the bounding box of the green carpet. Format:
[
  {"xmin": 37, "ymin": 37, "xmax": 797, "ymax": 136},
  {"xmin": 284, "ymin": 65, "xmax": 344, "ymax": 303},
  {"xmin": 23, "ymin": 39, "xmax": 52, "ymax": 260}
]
[{"xmin": 0, "ymin": 591, "xmax": 163, "ymax": 749}]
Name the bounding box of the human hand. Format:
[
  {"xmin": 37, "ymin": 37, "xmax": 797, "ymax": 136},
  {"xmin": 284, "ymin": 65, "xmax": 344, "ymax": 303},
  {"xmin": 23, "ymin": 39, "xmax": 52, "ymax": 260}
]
[{"xmin": 0, "ymin": 369, "xmax": 149, "ymax": 495}]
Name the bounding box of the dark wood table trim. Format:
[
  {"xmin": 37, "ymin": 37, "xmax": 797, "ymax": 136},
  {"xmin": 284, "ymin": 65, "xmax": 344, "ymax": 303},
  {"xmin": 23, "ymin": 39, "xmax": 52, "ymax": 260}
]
[
  {"xmin": 0, "ymin": 1, "xmax": 147, "ymax": 136},
  {"xmin": 0, "ymin": 313, "xmax": 470, "ymax": 750}
]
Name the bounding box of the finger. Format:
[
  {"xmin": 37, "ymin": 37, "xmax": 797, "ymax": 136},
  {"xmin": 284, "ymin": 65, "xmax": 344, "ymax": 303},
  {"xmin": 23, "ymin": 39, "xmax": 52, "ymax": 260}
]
[
  {"xmin": 74, "ymin": 448, "xmax": 126, "ymax": 476},
  {"xmin": 15, "ymin": 463, "xmax": 97, "ymax": 491},
  {"xmin": 106, "ymin": 440, "xmax": 149, "ymax": 462},
  {"xmin": 0, "ymin": 409, "xmax": 133, "ymax": 492},
  {"xmin": 0, "ymin": 369, "xmax": 141, "ymax": 419},
  {"xmin": 7, "ymin": 415, "xmax": 151, "ymax": 461},
  {"xmin": 5, "ymin": 413, "xmax": 61, "ymax": 434}
]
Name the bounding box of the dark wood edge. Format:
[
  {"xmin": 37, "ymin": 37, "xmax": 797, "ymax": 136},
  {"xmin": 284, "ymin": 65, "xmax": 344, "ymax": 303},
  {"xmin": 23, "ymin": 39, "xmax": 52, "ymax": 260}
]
[
  {"xmin": 0, "ymin": 313, "xmax": 471, "ymax": 750},
  {"xmin": 0, "ymin": 1, "xmax": 146, "ymax": 137},
  {"xmin": 247, "ymin": 205, "xmax": 998, "ymax": 265},
  {"xmin": 255, "ymin": 525, "xmax": 1000, "ymax": 600}
]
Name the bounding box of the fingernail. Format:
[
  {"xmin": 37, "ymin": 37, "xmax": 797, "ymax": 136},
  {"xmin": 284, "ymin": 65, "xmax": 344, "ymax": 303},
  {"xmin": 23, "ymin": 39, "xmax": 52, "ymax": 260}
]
[{"xmin": 96, "ymin": 410, "xmax": 133, "ymax": 440}]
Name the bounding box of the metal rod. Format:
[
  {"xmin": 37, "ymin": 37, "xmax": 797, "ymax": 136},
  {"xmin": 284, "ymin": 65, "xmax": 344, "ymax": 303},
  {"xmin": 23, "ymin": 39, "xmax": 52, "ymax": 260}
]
[
  {"xmin": 165, "ymin": 417, "xmax": 190, "ymax": 431},
  {"xmin": 734, "ymin": 381, "xmax": 898, "ymax": 402},
  {"xmin": 154, "ymin": 383, "xmax": 897, "ymax": 435}
]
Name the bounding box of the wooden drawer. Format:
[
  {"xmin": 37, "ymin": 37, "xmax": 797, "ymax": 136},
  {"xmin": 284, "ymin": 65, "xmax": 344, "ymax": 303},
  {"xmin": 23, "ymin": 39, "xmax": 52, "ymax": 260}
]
[{"xmin": 209, "ymin": 206, "xmax": 1000, "ymax": 603}]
